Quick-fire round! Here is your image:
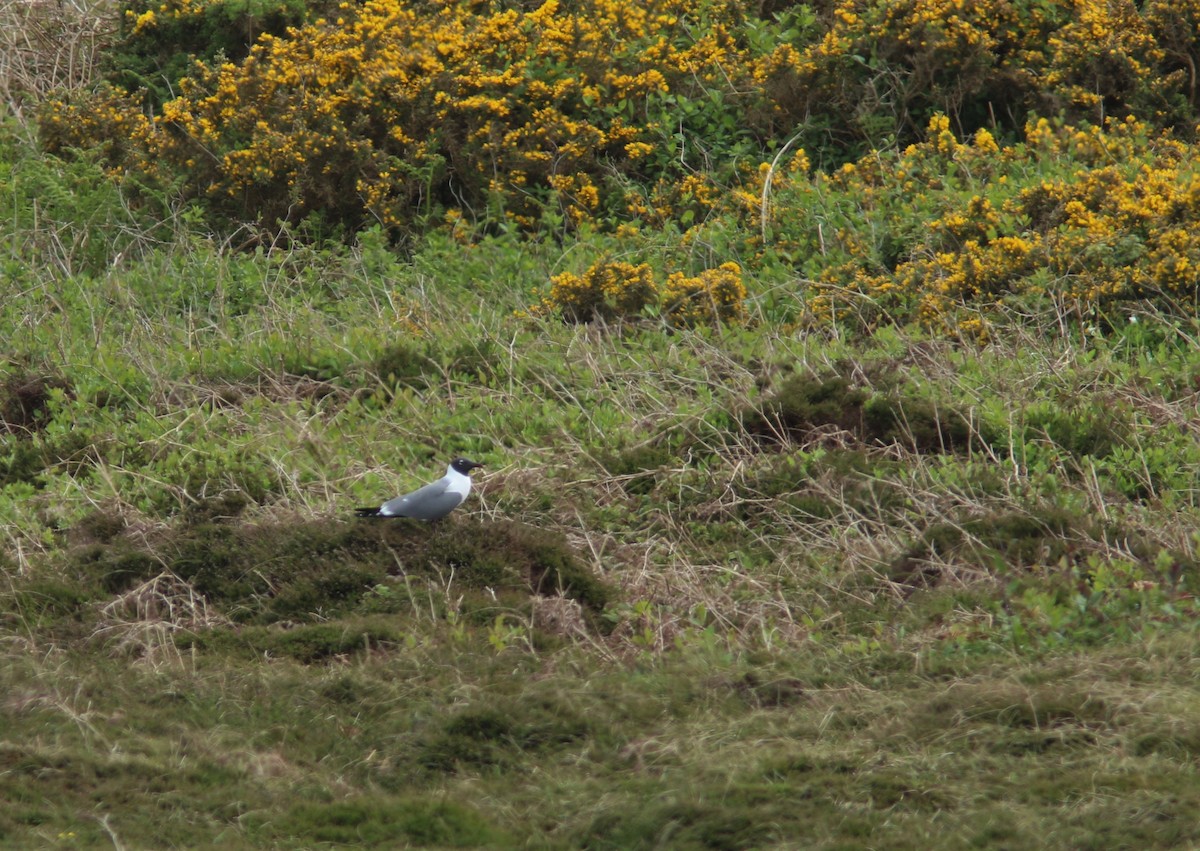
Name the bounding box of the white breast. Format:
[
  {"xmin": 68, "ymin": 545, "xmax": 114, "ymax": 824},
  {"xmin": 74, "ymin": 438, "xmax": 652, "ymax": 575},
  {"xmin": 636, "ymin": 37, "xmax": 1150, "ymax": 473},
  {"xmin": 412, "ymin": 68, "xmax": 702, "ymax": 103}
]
[{"xmin": 444, "ymin": 467, "xmax": 471, "ymax": 498}]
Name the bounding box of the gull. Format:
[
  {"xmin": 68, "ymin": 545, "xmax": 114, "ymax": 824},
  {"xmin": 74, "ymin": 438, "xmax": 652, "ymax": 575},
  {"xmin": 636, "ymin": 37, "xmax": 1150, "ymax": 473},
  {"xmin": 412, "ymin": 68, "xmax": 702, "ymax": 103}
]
[{"xmin": 355, "ymin": 457, "xmax": 484, "ymax": 520}]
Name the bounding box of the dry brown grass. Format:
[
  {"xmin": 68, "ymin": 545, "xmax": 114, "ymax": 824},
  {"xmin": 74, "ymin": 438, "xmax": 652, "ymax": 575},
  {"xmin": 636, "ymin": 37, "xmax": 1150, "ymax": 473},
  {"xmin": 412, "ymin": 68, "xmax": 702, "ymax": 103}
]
[
  {"xmin": 93, "ymin": 570, "xmax": 230, "ymax": 666},
  {"xmin": 0, "ymin": 0, "xmax": 114, "ymax": 117}
]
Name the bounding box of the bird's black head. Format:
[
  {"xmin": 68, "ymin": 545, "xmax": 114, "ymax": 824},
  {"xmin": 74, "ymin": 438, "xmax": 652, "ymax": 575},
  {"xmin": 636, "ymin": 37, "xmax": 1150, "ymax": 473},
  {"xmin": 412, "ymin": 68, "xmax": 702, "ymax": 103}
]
[{"xmin": 451, "ymin": 457, "xmax": 484, "ymax": 475}]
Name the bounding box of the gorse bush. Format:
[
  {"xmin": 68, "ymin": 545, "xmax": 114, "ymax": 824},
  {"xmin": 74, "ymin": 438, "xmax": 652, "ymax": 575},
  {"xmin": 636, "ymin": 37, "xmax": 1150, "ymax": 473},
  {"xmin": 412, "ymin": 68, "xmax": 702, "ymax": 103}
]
[
  {"xmin": 541, "ymin": 262, "xmax": 659, "ymax": 324},
  {"xmin": 760, "ymin": 0, "xmax": 1049, "ymax": 156},
  {"xmin": 741, "ymin": 113, "xmax": 1200, "ymax": 330},
  {"xmin": 109, "ymin": 0, "xmax": 312, "ymax": 109},
  {"xmin": 768, "ymin": 0, "xmax": 1197, "ymax": 153},
  {"xmin": 38, "ymin": 0, "xmax": 1200, "ymax": 246},
  {"xmin": 23, "ymin": 0, "xmax": 1200, "ymax": 328},
  {"xmin": 535, "ymin": 260, "xmax": 746, "ymax": 326},
  {"xmin": 661, "ymin": 262, "xmax": 748, "ymax": 327},
  {"xmin": 43, "ymin": 0, "xmax": 779, "ymax": 237}
]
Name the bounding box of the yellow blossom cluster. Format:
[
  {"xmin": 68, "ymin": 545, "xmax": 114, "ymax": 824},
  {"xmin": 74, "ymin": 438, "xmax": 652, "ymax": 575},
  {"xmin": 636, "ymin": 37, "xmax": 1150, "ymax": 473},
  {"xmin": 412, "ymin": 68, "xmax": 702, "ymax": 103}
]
[
  {"xmin": 660, "ymin": 262, "xmax": 748, "ymax": 327},
  {"xmin": 755, "ymin": 0, "xmax": 1198, "ymax": 156},
  {"xmin": 535, "ymin": 260, "xmax": 746, "ymax": 327},
  {"xmin": 37, "ymin": 86, "xmax": 152, "ymax": 165},
  {"xmin": 43, "ymin": 0, "xmax": 766, "ymax": 236},
  {"xmin": 760, "ymin": 113, "xmax": 1200, "ymax": 330},
  {"xmin": 124, "ymin": 0, "xmax": 207, "ymax": 36},
  {"xmin": 541, "ymin": 262, "xmax": 658, "ymax": 323},
  {"xmin": 1044, "ymin": 0, "xmax": 1174, "ymax": 121}
]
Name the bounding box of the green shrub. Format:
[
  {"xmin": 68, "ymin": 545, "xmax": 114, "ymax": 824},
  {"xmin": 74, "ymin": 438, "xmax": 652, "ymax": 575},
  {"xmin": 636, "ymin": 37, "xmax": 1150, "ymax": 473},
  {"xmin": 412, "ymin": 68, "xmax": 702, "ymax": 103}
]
[
  {"xmin": 369, "ymin": 337, "xmax": 499, "ymax": 396},
  {"xmin": 745, "ymin": 373, "xmax": 867, "ymax": 441},
  {"xmin": 890, "ymin": 505, "xmax": 1198, "ymax": 597},
  {"xmin": 73, "ymin": 543, "xmax": 162, "ymax": 595},
  {"xmin": 737, "ymin": 449, "xmax": 906, "ymax": 523},
  {"xmin": 863, "ymin": 392, "xmax": 976, "ymax": 454},
  {"xmin": 0, "ymin": 369, "xmax": 72, "ymax": 435},
  {"xmin": 7, "ymin": 580, "xmax": 90, "ymax": 627},
  {"xmin": 1, "ymin": 120, "xmax": 168, "ymax": 275}
]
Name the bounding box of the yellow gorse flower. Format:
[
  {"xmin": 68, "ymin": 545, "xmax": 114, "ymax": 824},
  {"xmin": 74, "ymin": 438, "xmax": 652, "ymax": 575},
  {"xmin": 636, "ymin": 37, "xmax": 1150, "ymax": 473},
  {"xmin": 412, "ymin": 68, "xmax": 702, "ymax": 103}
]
[
  {"xmin": 799, "ymin": 112, "xmax": 1200, "ymax": 330},
  {"xmin": 535, "ymin": 260, "xmax": 746, "ymax": 326},
  {"xmin": 45, "ymin": 0, "xmax": 772, "ymax": 235}
]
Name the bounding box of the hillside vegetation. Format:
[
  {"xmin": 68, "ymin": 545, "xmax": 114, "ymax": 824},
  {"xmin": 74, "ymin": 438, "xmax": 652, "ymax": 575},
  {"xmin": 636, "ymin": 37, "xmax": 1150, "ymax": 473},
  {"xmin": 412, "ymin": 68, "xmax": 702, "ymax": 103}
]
[{"xmin": 3, "ymin": 0, "xmax": 1200, "ymax": 847}]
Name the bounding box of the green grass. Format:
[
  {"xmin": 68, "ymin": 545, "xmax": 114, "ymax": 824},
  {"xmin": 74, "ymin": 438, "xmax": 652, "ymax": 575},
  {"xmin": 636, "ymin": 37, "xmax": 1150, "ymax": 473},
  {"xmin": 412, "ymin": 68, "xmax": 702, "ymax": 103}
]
[
  {"xmin": 3, "ymin": 124, "xmax": 1200, "ymax": 849},
  {"xmin": 3, "ymin": 638, "xmax": 1199, "ymax": 848}
]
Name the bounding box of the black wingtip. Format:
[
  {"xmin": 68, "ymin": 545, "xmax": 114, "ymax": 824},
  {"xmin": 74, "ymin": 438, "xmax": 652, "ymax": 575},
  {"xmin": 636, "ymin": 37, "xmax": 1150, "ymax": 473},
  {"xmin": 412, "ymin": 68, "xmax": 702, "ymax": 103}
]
[{"xmin": 354, "ymin": 507, "xmax": 382, "ymax": 518}]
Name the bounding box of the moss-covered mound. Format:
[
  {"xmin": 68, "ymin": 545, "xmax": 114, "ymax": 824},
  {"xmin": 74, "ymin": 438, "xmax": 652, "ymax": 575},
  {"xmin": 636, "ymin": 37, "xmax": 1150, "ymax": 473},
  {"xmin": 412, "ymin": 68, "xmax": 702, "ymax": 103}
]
[
  {"xmin": 746, "ymin": 369, "xmax": 983, "ymax": 455},
  {"xmin": 891, "ymin": 507, "xmax": 1196, "ymax": 589},
  {"xmin": 66, "ymin": 510, "xmax": 613, "ymax": 629}
]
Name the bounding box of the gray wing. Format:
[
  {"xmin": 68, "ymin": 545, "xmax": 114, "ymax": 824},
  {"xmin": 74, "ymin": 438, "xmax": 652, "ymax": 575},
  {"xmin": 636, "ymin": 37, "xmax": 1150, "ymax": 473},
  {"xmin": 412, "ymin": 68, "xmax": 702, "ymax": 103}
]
[{"xmin": 379, "ymin": 477, "xmax": 464, "ymax": 520}]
